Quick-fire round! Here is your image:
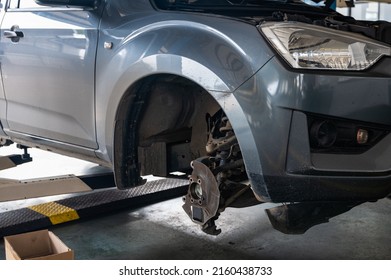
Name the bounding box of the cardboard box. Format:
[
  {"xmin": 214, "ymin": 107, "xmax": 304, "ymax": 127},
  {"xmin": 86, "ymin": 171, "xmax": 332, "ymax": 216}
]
[{"xmin": 4, "ymin": 229, "xmax": 74, "ymax": 260}]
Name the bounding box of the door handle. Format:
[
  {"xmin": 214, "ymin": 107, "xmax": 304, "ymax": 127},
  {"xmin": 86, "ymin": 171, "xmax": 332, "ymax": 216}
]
[
  {"xmin": 4, "ymin": 25, "xmax": 24, "ymax": 43},
  {"xmin": 4, "ymin": 30, "xmax": 24, "ymax": 39}
]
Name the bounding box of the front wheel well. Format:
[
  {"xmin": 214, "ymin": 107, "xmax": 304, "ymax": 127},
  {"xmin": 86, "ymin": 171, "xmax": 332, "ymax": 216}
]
[
  {"xmin": 114, "ymin": 74, "xmax": 261, "ymax": 234},
  {"xmin": 114, "ymin": 74, "xmax": 221, "ymax": 188}
]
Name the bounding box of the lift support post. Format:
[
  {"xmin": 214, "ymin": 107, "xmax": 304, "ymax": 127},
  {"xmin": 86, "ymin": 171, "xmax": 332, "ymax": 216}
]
[{"xmin": 0, "ymin": 144, "xmax": 33, "ymax": 171}]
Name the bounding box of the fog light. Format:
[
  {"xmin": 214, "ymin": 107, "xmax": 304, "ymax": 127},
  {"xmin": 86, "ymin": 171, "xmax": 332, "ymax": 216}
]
[
  {"xmin": 357, "ymin": 129, "xmax": 369, "ymax": 144},
  {"xmin": 310, "ymin": 121, "xmax": 337, "ymax": 148}
]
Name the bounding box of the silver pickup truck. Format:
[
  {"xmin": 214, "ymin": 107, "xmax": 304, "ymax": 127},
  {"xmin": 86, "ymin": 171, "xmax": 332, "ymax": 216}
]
[{"xmin": 0, "ymin": 0, "xmax": 390, "ymax": 234}]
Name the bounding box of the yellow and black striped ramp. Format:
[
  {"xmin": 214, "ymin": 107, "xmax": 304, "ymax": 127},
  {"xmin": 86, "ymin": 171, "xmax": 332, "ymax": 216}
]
[{"xmin": 0, "ymin": 178, "xmax": 188, "ymax": 237}]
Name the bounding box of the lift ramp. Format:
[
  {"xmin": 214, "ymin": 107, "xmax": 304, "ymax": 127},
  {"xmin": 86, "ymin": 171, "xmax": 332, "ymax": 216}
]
[
  {"xmin": 0, "ymin": 172, "xmax": 119, "ymax": 202},
  {"xmin": 0, "ymin": 175, "xmax": 188, "ymax": 238},
  {"xmin": 0, "ymin": 148, "xmax": 188, "ymax": 238},
  {"xmin": 0, "ymin": 175, "xmax": 92, "ymax": 202}
]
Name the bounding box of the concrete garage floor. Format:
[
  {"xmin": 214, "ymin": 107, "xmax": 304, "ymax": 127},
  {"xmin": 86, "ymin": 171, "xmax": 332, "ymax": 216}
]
[{"xmin": 0, "ymin": 145, "xmax": 390, "ymax": 260}]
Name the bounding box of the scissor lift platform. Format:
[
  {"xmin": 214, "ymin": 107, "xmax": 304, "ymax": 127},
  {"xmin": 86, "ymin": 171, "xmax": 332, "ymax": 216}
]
[
  {"xmin": 0, "ymin": 176, "xmax": 188, "ymax": 238},
  {"xmin": 0, "ymin": 152, "xmax": 188, "ymax": 238}
]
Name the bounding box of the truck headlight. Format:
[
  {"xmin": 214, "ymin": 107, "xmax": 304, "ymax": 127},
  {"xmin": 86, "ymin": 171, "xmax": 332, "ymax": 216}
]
[{"xmin": 259, "ymin": 22, "xmax": 391, "ymax": 71}]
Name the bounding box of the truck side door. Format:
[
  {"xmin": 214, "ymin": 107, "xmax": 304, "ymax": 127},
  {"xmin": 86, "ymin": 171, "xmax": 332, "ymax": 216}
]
[{"xmin": 0, "ymin": 0, "xmax": 99, "ymax": 148}]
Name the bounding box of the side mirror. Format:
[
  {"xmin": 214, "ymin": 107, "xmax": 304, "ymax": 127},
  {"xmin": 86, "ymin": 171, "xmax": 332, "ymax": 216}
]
[{"xmin": 35, "ymin": 0, "xmax": 97, "ymax": 8}]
